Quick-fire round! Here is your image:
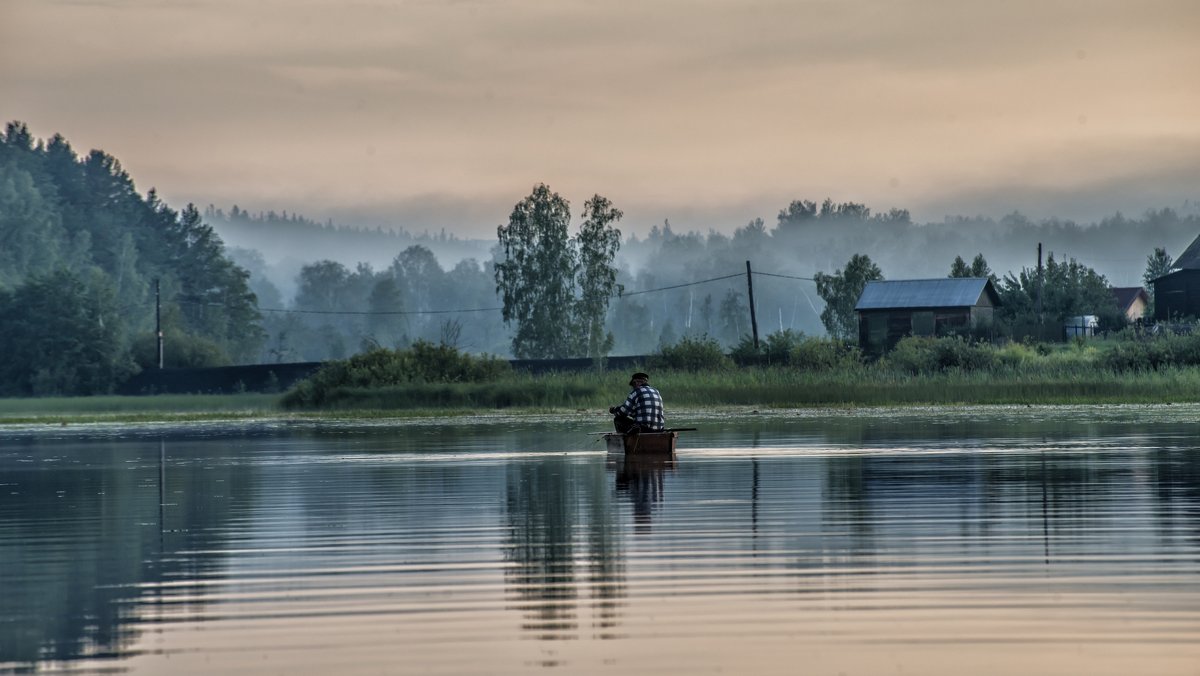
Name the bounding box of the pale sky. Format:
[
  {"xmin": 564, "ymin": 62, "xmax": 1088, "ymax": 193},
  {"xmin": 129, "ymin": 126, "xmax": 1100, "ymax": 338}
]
[{"xmin": 4, "ymin": 0, "xmax": 1198, "ymax": 236}]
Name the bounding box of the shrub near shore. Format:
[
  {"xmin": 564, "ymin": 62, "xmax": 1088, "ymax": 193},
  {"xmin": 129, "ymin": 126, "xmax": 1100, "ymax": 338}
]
[
  {"xmin": 282, "ymin": 342, "xmax": 513, "ymax": 408},
  {"xmin": 282, "ymin": 333, "xmax": 1200, "ymax": 411}
]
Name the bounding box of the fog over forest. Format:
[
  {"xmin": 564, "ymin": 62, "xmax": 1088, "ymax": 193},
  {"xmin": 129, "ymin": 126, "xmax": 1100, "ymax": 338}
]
[
  {"xmin": 207, "ymin": 197, "xmax": 1200, "ymax": 360},
  {"xmin": 4, "ymin": 119, "xmax": 1200, "ymax": 393}
]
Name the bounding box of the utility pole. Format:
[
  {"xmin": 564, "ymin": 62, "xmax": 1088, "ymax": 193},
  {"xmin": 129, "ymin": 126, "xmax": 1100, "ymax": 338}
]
[
  {"xmin": 155, "ymin": 278, "xmax": 164, "ymax": 369},
  {"xmin": 1032, "ymin": 243, "xmax": 1041, "ymax": 319},
  {"xmin": 745, "ymin": 260, "xmax": 760, "ymax": 349},
  {"xmin": 1032, "ymin": 242, "xmax": 1041, "ymax": 338}
]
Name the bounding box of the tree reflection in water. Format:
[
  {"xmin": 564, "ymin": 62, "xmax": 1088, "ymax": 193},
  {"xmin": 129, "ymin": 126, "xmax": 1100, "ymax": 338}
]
[
  {"xmin": 0, "ymin": 436, "xmax": 254, "ymax": 671},
  {"xmin": 503, "ymin": 456, "xmax": 626, "ymax": 641}
]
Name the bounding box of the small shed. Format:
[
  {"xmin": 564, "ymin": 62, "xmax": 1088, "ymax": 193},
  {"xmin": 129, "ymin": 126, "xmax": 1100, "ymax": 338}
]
[
  {"xmin": 1110, "ymin": 287, "xmax": 1149, "ymax": 323},
  {"xmin": 855, "ymin": 277, "xmax": 1000, "ymax": 352},
  {"xmin": 1153, "ymin": 235, "xmax": 1200, "ymax": 321}
]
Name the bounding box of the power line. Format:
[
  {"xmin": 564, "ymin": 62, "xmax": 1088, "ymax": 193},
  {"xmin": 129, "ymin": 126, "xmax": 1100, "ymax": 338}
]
[
  {"xmin": 258, "ymin": 306, "xmax": 503, "ymax": 316},
  {"xmin": 170, "ymin": 297, "xmax": 502, "ymax": 316},
  {"xmin": 617, "ymin": 273, "xmax": 744, "ymax": 297},
  {"xmin": 753, "ymin": 271, "xmax": 816, "ymax": 282},
  {"xmin": 162, "ymin": 267, "xmax": 814, "ymax": 316}
]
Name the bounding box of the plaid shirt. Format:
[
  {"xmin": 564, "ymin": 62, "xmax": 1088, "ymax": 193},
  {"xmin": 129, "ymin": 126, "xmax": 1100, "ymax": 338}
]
[{"xmin": 614, "ymin": 385, "xmax": 665, "ymax": 431}]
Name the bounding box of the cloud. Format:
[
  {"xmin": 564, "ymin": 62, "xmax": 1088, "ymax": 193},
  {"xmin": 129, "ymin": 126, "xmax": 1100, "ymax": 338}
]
[
  {"xmin": 4, "ymin": 0, "xmax": 1198, "ymax": 240},
  {"xmin": 921, "ymin": 140, "xmax": 1200, "ymax": 224}
]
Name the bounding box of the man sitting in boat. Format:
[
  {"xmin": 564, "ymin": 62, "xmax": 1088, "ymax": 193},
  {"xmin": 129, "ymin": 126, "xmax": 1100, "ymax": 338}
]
[{"xmin": 609, "ymin": 372, "xmax": 665, "ymax": 434}]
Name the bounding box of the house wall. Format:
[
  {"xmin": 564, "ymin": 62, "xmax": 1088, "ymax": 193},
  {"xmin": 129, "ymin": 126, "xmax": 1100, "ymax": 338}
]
[
  {"xmin": 1153, "ymin": 271, "xmax": 1200, "ymax": 321},
  {"xmin": 1125, "ymin": 297, "xmax": 1147, "ymax": 322},
  {"xmin": 969, "ymin": 306, "xmax": 995, "ymax": 325},
  {"xmin": 858, "ymin": 307, "xmax": 976, "ymax": 353}
]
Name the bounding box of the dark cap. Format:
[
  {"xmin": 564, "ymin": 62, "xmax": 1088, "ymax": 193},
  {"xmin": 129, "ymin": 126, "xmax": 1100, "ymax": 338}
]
[{"xmin": 629, "ymin": 372, "xmax": 650, "ymax": 386}]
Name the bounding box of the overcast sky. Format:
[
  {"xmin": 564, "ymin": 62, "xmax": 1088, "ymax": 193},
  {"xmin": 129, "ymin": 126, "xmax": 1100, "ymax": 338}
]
[{"xmin": 4, "ymin": 0, "xmax": 1198, "ymax": 236}]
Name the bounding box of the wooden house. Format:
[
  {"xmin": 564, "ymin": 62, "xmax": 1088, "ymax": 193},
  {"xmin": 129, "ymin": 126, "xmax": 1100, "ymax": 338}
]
[
  {"xmin": 855, "ymin": 278, "xmax": 1000, "ymax": 352},
  {"xmin": 1153, "ymin": 236, "xmax": 1200, "ymax": 321},
  {"xmin": 1110, "ymin": 287, "xmax": 1149, "ymax": 323}
]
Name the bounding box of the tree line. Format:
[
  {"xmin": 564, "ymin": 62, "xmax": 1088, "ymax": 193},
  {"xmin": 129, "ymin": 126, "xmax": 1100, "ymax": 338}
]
[
  {"xmin": 0, "ymin": 122, "xmax": 261, "ymax": 395},
  {"xmin": 249, "ymin": 245, "xmax": 507, "ymax": 362},
  {"xmin": 221, "ymin": 194, "xmax": 1200, "ymax": 362},
  {"xmin": 253, "ymin": 192, "xmax": 1192, "ymax": 364},
  {"xmin": 5, "ymin": 120, "xmax": 1200, "ymax": 397}
]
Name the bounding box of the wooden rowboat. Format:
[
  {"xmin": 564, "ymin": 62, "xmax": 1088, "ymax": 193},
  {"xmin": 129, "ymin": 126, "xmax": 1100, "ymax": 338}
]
[{"xmin": 604, "ymin": 431, "xmax": 678, "ymax": 455}]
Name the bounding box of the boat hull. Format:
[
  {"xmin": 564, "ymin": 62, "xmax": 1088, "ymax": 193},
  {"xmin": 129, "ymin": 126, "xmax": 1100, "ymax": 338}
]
[{"xmin": 604, "ymin": 431, "xmax": 677, "ymax": 455}]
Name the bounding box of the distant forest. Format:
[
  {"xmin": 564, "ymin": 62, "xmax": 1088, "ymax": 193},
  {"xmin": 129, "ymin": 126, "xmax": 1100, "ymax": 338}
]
[
  {"xmin": 3, "ymin": 121, "xmax": 1200, "ymax": 395},
  {"xmin": 212, "ymin": 197, "xmax": 1200, "ymax": 363}
]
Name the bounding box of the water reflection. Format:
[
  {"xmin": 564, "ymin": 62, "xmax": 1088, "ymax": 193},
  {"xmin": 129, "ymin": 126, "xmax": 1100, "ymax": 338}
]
[
  {"xmin": 609, "ymin": 454, "xmax": 675, "ymax": 533},
  {"xmin": 0, "ymin": 435, "xmax": 256, "ymax": 670},
  {"xmin": 504, "ymin": 457, "xmax": 625, "ymax": 641},
  {"xmin": 0, "ymin": 410, "xmax": 1198, "ymax": 674}
]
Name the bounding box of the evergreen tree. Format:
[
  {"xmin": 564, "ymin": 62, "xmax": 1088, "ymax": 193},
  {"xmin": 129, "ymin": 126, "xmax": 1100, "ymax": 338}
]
[
  {"xmin": 162, "ymin": 203, "xmax": 263, "ymax": 361},
  {"xmin": 949, "ymin": 253, "xmax": 992, "ymax": 279},
  {"xmin": 0, "ymin": 122, "xmax": 266, "ymax": 376},
  {"xmin": 0, "ymin": 163, "xmax": 64, "ymax": 288}
]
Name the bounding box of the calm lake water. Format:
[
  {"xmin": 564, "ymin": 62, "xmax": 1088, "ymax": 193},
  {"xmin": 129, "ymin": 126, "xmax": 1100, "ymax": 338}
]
[{"xmin": 2, "ymin": 406, "xmax": 1199, "ymax": 675}]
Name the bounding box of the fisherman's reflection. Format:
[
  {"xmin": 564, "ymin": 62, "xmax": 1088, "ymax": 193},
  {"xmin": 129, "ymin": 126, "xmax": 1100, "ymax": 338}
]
[{"xmin": 611, "ymin": 454, "xmax": 675, "ymax": 532}]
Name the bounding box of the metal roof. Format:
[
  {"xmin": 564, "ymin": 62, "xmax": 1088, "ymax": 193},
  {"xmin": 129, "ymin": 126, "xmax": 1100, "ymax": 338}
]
[
  {"xmin": 1172, "ymin": 234, "xmax": 1200, "ymax": 271},
  {"xmin": 855, "ymin": 278, "xmax": 997, "ymax": 311}
]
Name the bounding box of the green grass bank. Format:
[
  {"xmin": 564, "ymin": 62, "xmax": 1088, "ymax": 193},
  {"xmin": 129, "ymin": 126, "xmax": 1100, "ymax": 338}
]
[
  {"xmin": 4, "ymin": 368, "xmax": 1200, "ymax": 425},
  {"xmin": 0, "ymin": 393, "xmax": 284, "ymax": 425},
  {"xmin": 278, "ymin": 366, "xmax": 1200, "ymax": 412},
  {"xmin": 8, "ymin": 335, "xmax": 1200, "ymax": 424},
  {"xmin": 275, "ymin": 335, "xmax": 1200, "ymax": 412}
]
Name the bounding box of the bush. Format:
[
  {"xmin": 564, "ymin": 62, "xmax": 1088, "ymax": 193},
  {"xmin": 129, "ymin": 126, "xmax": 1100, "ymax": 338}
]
[
  {"xmin": 993, "ymin": 342, "xmax": 1035, "ymax": 370},
  {"xmin": 298, "ymin": 380, "xmax": 601, "ymax": 410},
  {"xmin": 728, "ymin": 334, "xmax": 760, "ymax": 362},
  {"xmin": 790, "ymin": 338, "xmax": 861, "ymax": 371},
  {"xmin": 764, "ymin": 330, "xmax": 805, "ymax": 364},
  {"xmin": 885, "ymin": 336, "xmax": 996, "ymax": 375},
  {"xmin": 655, "ymin": 335, "xmax": 734, "ymax": 372},
  {"xmin": 730, "ymin": 330, "xmax": 807, "ymax": 365},
  {"xmin": 131, "ymin": 331, "xmax": 230, "ymax": 369},
  {"xmin": 1098, "ymin": 332, "xmax": 1200, "ymax": 372},
  {"xmin": 404, "ymin": 341, "xmax": 511, "ymax": 382},
  {"xmin": 283, "ymin": 341, "xmax": 510, "ymax": 408},
  {"xmin": 1099, "ymin": 342, "xmax": 1157, "ymax": 372}
]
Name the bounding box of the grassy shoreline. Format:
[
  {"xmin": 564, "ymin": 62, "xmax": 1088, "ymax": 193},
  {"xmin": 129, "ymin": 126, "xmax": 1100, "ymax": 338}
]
[{"xmin": 5, "ymin": 366, "xmax": 1200, "ymax": 425}]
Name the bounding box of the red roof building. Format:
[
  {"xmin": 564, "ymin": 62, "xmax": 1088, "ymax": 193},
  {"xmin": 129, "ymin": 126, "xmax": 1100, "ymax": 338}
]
[{"xmin": 1110, "ymin": 287, "xmax": 1149, "ymax": 322}]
